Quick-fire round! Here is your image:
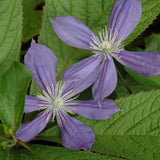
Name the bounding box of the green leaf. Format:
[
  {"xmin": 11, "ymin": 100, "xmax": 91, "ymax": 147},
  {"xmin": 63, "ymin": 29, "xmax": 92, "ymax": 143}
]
[
  {"xmin": 125, "ymin": 33, "xmax": 160, "ymax": 89},
  {"xmin": 0, "ymin": 62, "xmax": 32, "ymax": 132},
  {"xmin": 84, "ymin": 90, "xmax": 160, "ymax": 160},
  {"xmin": 38, "ymin": 0, "xmax": 160, "ymax": 78},
  {"xmin": 12, "ymin": 144, "xmax": 118, "ymax": 160},
  {"xmin": 38, "ymin": 90, "xmax": 160, "ymax": 160},
  {"xmin": 22, "ymin": 0, "xmax": 44, "ymax": 42},
  {"xmin": 0, "ymin": 0, "xmax": 22, "ymax": 75},
  {"xmin": 93, "ymin": 135, "xmax": 160, "ymax": 160}
]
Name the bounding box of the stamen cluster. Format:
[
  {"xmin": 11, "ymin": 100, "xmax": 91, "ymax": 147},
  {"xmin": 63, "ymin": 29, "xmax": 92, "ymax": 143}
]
[
  {"xmin": 37, "ymin": 81, "xmax": 77, "ymax": 125},
  {"xmin": 89, "ymin": 28, "xmax": 124, "ymax": 59}
]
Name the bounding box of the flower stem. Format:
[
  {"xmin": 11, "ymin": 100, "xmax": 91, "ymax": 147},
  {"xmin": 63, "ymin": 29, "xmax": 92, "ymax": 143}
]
[{"xmin": 116, "ymin": 67, "xmax": 132, "ymax": 94}]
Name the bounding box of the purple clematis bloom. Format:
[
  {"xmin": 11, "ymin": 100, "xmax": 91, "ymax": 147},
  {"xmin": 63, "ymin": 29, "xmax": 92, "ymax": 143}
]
[
  {"xmin": 50, "ymin": 0, "xmax": 160, "ymax": 103},
  {"xmin": 16, "ymin": 40, "xmax": 119, "ymax": 151}
]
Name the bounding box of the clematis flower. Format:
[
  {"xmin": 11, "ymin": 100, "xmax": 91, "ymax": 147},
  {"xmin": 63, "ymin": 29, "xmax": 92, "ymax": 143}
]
[
  {"xmin": 16, "ymin": 40, "xmax": 119, "ymax": 151},
  {"xmin": 50, "ymin": 0, "xmax": 160, "ymax": 103}
]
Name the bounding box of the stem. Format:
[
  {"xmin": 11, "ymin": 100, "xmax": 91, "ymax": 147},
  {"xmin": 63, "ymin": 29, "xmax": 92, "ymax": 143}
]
[
  {"xmin": 7, "ymin": 136, "xmax": 17, "ymax": 148},
  {"xmin": 56, "ymin": 48, "xmax": 78, "ymax": 79},
  {"xmin": 116, "ymin": 67, "xmax": 132, "ymax": 94}
]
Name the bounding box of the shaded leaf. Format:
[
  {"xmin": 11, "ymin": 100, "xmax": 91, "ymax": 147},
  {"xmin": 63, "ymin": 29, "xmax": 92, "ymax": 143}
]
[{"xmin": 22, "ymin": 0, "xmax": 44, "ymax": 42}]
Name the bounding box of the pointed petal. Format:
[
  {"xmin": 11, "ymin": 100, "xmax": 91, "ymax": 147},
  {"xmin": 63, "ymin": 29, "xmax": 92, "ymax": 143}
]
[
  {"xmin": 16, "ymin": 112, "xmax": 51, "ymax": 142},
  {"xmin": 24, "ymin": 40, "xmax": 57, "ymax": 91},
  {"xmin": 61, "ymin": 56, "xmax": 102, "ymax": 95},
  {"xmin": 58, "ymin": 116, "xmax": 95, "ymax": 151},
  {"xmin": 50, "ymin": 16, "xmax": 96, "ymax": 50},
  {"xmin": 72, "ymin": 99, "xmax": 119, "ymax": 120},
  {"xmin": 107, "ymin": 0, "xmax": 142, "ymax": 41},
  {"xmin": 24, "ymin": 95, "xmax": 46, "ymax": 113},
  {"xmin": 116, "ymin": 50, "xmax": 160, "ymax": 77},
  {"xmin": 92, "ymin": 58, "xmax": 117, "ymax": 102}
]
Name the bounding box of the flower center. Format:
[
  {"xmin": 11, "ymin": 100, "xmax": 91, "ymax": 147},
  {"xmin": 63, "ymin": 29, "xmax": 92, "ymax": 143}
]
[
  {"xmin": 102, "ymin": 41, "xmax": 112, "ymax": 53},
  {"xmin": 53, "ymin": 97, "xmax": 64, "ymax": 108},
  {"xmin": 37, "ymin": 81, "xmax": 78, "ymax": 125},
  {"xmin": 89, "ymin": 28, "xmax": 124, "ymax": 59}
]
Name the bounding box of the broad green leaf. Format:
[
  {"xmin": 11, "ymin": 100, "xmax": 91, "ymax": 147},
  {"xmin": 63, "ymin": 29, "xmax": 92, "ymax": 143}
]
[
  {"xmin": 22, "ymin": 0, "xmax": 44, "ymax": 42},
  {"xmin": 38, "ymin": 0, "xmax": 160, "ymax": 78},
  {"xmin": 0, "ymin": 62, "xmax": 32, "ymax": 132},
  {"xmin": 38, "ymin": 90, "xmax": 160, "ymax": 160},
  {"xmin": 0, "ymin": 0, "xmax": 22, "ymax": 75},
  {"xmin": 12, "ymin": 144, "xmax": 118, "ymax": 160},
  {"xmin": 93, "ymin": 135, "xmax": 160, "ymax": 160},
  {"xmin": 125, "ymin": 33, "xmax": 160, "ymax": 89}
]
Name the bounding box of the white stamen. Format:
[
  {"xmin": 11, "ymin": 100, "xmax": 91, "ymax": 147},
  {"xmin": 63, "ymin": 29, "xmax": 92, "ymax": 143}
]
[
  {"xmin": 37, "ymin": 81, "xmax": 78, "ymax": 126},
  {"xmin": 89, "ymin": 28, "xmax": 124, "ymax": 59}
]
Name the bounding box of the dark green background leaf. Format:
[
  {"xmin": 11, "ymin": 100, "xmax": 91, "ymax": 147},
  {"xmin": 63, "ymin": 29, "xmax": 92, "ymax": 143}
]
[{"xmin": 22, "ymin": 0, "xmax": 44, "ymax": 42}]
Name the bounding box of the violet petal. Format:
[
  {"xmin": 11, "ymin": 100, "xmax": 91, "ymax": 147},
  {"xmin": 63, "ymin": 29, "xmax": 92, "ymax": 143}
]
[
  {"xmin": 72, "ymin": 99, "xmax": 119, "ymax": 120},
  {"xmin": 61, "ymin": 56, "xmax": 102, "ymax": 95},
  {"xmin": 50, "ymin": 16, "xmax": 96, "ymax": 50},
  {"xmin": 58, "ymin": 116, "xmax": 95, "ymax": 151},
  {"xmin": 24, "ymin": 40, "xmax": 57, "ymax": 91},
  {"xmin": 116, "ymin": 50, "xmax": 160, "ymax": 77},
  {"xmin": 24, "ymin": 95, "xmax": 46, "ymax": 113},
  {"xmin": 16, "ymin": 111, "xmax": 51, "ymax": 142},
  {"xmin": 92, "ymin": 58, "xmax": 117, "ymax": 102},
  {"xmin": 107, "ymin": 0, "xmax": 142, "ymax": 41}
]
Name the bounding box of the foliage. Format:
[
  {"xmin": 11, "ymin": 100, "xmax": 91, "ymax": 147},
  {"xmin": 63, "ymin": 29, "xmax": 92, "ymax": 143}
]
[{"xmin": 0, "ymin": 0, "xmax": 160, "ymax": 159}]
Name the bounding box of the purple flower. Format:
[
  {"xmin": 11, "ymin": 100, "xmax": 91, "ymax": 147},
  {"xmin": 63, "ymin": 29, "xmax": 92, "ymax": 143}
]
[
  {"xmin": 16, "ymin": 40, "xmax": 119, "ymax": 151},
  {"xmin": 50, "ymin": 0, "xmax": 160, "ymax": 103}
]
